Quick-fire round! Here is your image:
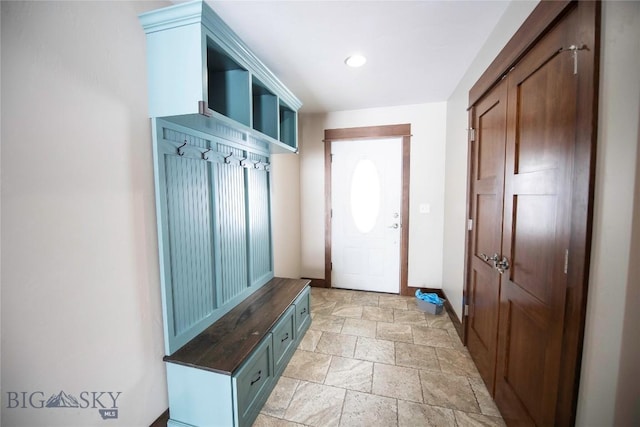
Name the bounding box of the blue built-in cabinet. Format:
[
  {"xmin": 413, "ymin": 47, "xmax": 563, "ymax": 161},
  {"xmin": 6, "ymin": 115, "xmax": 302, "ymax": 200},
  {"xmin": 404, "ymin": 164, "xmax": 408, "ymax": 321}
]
[
  {"xmin": 139, "ymin": 0, "xmax": 302, "ymax": 153},
  {"xmin": 140, "ymin": 2, "xmax": 308, "ymax": 426},
  {"xmin": 140, "ymin": 0, "xmax": 302, "ymax": 355}
]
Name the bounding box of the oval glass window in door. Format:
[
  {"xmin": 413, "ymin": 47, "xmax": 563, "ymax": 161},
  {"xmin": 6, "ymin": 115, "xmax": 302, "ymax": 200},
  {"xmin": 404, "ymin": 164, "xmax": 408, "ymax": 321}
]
[{"xmin": 350, "ymin": 159, "xmax": 381, "ymax": 233}]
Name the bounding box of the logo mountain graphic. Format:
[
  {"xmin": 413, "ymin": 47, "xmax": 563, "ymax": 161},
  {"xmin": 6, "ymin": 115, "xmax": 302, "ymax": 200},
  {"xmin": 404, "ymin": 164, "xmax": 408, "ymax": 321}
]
[{"xmin": 45, "ymin": 391, "xmax": 80, "ymax": 408}]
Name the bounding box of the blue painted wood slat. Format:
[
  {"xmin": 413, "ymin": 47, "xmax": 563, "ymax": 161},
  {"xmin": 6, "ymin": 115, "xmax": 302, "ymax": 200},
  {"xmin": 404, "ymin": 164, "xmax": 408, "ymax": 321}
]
[
  {"xmin": 216, "ymin": 144, "xmax": 249, "ymax": 303},
  {"xmin": 246, "ymin": 152, "xmax": 273, "ymax": 286},
  {"xmin": 165, "ymin": 155, "xmax": 216, "ymax": 334}
]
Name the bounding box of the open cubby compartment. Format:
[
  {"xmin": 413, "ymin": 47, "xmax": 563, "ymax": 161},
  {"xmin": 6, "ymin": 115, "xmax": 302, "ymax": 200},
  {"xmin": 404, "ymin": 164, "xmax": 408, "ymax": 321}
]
[
  {"xmin": 140, "ymin": 0, "xmax": 302, "ymax": 151},
  {"xmin": 279, "ymin": 101, "xmax": 297, "ymax": 149},
  {"xmin": 252, "ymin": 77, "xmax": 278, "ymax": 140},
  {"xmin": 207, "ymin": 37, "xmax": 251, "ymax": 127}
]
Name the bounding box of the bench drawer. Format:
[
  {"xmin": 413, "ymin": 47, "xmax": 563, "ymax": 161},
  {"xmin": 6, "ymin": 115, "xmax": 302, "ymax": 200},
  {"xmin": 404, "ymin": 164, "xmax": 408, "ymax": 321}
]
[
  {"xmin": 294, "ymin": 286, "xmax": 311, "ymax": 336},
  {"xmin": 272, "ymin": 305, "xmax": 296, "ymax": 375},
  {"xmin": 233, "ymin": 334, "xmax": 273, "ymax": 427}
]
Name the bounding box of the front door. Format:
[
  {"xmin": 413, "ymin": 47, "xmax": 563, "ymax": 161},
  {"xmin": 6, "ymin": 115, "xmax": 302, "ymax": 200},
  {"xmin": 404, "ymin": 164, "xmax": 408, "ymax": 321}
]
[{"xmin": 330, "ymin": 138, "xmax": 402, "ymax": 293}]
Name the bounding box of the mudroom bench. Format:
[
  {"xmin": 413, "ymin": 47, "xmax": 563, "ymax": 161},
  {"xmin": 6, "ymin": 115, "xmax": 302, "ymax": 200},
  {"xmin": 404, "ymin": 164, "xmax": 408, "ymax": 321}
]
[{"xmin": 163, "ymin": 278, "xmax": 311, "ymax": 427}]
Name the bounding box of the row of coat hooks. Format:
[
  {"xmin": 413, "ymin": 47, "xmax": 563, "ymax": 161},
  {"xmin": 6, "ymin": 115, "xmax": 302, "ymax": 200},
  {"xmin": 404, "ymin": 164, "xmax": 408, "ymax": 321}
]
[{"xmin": 172, "ymin": 140, "xmax": 271, "ymax": 171}]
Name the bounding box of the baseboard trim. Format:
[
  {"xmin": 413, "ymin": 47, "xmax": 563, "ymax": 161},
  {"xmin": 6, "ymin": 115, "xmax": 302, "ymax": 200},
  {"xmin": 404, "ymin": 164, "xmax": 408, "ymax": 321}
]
[
  {"xmin": 302, "ymin": 277, "xmax": 327, "ymax": 288},
  {"xmin": 150, "ymin": 409, "xmax": 169, "ymax": 427},
  {"xmin": 441, "ymin": 291, "xmax": 463, "ymax": 340}
]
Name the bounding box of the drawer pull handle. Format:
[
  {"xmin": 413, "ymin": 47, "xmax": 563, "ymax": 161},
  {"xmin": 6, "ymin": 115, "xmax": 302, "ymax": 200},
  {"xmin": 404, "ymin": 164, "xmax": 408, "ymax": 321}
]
[
  {"xmin": 281, "ymin": 333, "xmax": 289, "ymax": 343},
  {"xmin": 301, "ymin": 307, "xmax": 307, "ymax": 315},
  {"xmin": 250, "ymin": 371, "xmax": 262, "ymax": 386}
]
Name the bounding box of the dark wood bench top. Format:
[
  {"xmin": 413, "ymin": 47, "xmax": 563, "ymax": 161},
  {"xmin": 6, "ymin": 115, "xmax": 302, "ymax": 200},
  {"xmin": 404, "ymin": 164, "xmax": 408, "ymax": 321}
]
[{"xmin": 164, "ymin": 277, "xmax": 310, "ymax": 375}]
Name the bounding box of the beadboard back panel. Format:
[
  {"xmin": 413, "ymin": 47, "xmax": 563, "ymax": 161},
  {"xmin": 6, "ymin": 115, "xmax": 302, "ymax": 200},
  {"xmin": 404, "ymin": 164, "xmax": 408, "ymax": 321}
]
[
  {"xmin": 247, "ymin": 152, "xmax": 273, "ymax": 285},
  {"xmin": 165, "ymin": 155, "xmax": 217, "ymax": 335},
  {"xmin": 153, "ymin": 119, "xmax": 274, "ymax": 354},
  {"xmin": 216, "ymin": 143, "xmax": 249, "ymax": 304}
]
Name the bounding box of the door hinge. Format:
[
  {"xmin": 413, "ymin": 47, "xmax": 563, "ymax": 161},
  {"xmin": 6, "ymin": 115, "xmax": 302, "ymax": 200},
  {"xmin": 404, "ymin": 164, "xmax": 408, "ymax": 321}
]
[
  {"xmin": 468, "ymin": 128, "xmax": 476, "ymax": 142},
  {"xmin": 331, "ymin": 262, "xmax": 333, "ymax": 270},
  {"xmin": 464, "ymin": 305, "xmax": 469, "ymax": 316},
  {"xmin": 564, "ymin": 249, "xmax": 569, "ymax": 274},
  {"xmin": 467, "ymin": 219, "xmax": 473, "ymax": 231},
  {"xmin": 330, "ymin": 209, "xmax": 333, "ymax": 218}
]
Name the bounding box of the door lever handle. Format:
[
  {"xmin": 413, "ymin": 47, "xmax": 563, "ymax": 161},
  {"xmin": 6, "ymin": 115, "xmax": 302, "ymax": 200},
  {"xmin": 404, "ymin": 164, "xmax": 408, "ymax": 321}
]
[
  {"xmin": 480, "ymin": 253, "xmax": 510, "ymax": 274},
  {"xmin": 495, "ymin": 256, "xmax": 510, "ymax": 274},
  {"xmin": 479, "ymin": 253, "xmax": 499, "ymax": 263}
]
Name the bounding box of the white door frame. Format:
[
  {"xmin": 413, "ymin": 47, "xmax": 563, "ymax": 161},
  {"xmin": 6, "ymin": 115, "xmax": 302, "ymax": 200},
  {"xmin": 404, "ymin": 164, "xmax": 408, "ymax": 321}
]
[{"xmin": 324, "ymin": 124, "xmax": 411, "ymax": 296}]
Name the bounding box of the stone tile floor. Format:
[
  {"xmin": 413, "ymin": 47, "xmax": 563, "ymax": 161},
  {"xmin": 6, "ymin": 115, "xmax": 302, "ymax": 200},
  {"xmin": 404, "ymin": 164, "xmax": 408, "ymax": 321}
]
[{"xmin": 252, "ymin": 287, "xmax": 505, "ymax": 427}]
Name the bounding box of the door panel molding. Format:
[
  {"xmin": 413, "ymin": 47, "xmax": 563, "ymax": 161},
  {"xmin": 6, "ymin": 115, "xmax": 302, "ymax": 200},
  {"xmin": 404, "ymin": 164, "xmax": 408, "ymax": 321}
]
[{"xmin": 324, "ymin": 124, "xmax": 411, "ymax": 295}]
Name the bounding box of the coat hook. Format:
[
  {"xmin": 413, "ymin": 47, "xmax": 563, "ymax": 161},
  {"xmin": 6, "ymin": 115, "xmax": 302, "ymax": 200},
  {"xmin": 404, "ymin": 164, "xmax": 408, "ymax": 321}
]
[
  {"xmin": 239, "ymin": 157, "xmax": 249, "ymax": 167},
  {"xmin": 254, "ymin": 160, "xmax": 262, "ymax": 169},
  {"xmin": 224, "ymin": 152, "xmax": 233, "ymax": 164},
  {"xmin": 264, "ymin": 164, "xmax": 271, "ymax": 172},
  {"xmin": 202, "ymin": 148, "xmax": 211, "ymax": 161},
  {"xmin": 177, "ymin": 142, "xmax": 187, "ymax": 156}
]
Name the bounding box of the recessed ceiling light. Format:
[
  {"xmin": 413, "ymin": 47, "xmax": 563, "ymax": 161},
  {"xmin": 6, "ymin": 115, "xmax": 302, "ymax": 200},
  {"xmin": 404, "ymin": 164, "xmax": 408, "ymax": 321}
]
[{"xmin": 345, "ymin": 54, "xmax": 367, "ymax": 68}]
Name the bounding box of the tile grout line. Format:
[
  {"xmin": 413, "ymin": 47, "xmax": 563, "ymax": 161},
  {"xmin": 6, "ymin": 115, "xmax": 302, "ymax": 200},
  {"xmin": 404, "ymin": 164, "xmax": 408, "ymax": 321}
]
[{"xmin": 395, "ymin": 398, "xmax": 399, "ymax": 427}]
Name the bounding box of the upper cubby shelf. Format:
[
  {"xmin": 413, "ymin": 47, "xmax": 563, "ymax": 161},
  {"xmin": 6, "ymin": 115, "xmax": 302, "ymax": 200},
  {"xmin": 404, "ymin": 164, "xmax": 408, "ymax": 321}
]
[
  {"xmin": 139, "ymin": 0, "xmax": 302, "ymax": 153},
  {"xmin": 252, "ymin": 77, "xmax": 278, "ymax": 140}
]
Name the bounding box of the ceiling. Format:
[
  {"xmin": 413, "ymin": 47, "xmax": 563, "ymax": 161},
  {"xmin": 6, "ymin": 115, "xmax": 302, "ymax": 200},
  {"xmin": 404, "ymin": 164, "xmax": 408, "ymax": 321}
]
[{"xmin": 204, "ymin": 1, "xmax": 512, "ymax": 113}]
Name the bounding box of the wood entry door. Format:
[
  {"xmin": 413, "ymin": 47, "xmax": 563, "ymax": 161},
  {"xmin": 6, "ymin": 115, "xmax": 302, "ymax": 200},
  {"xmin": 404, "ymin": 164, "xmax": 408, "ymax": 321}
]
[
  {"xmin": 466, "ymin": 3, "xmax": 595, "ymax": 425},
  {"xmin": 466, "ymin": 79, "xmax": 508, "ymax": 396},
  {"xmin": 495, "ymin": 8, "xmax": 579, "ymax": 426}
]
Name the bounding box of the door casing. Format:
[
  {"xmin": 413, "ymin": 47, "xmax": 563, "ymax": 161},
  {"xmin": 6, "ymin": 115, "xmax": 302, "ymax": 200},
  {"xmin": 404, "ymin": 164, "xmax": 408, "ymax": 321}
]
[{"xmin": 324, "ymin": 124, "xmax": 412, "ymax": 295}]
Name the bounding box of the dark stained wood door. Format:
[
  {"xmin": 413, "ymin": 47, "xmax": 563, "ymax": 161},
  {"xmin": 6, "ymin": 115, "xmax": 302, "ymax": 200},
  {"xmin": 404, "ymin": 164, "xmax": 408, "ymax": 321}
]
[
  {"xmin": 495, "ymin": 7, "xmax": 579, "ymax": 426},
  {"xmin": 466, "ymin": 80, "xmax": 508, "ymax": 395},
  {"xmin": 465, "ymin": 1, "xmax": 599, "ymax": 425}
]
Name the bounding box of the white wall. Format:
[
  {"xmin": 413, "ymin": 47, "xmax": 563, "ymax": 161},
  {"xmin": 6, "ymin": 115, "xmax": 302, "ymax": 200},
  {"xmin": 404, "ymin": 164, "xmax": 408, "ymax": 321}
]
[
  {"xmin": 298, "ymin": 113, "xmax": 328, "ymax": 279},
  {"xmin": 614, "ymin": 94, "xmax": 640, "ymax": 426},
  {"xmin": 1, "ymin": 2, "xmax": 170, "ymax": 426},
  {"xmin": 299, "ymin": 103, "xmax": 447, "ymax": 288},
  {"xmin": 441, "ymin": 1, "xmax": 640, "ymax": 425},
  {"xmin": 577, "ymin": 2, "xmax": 640, "ymax": 425},
  {"xmin": 441, "ymin": 0, "xmax": 538, "ymax": 318},
  {"xmin": 271, "ymin": 153, "xmax": 302, "ymax": 279}
]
